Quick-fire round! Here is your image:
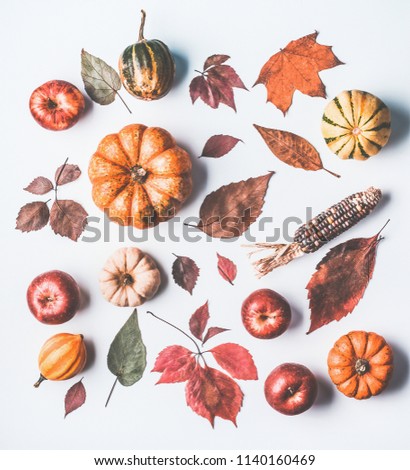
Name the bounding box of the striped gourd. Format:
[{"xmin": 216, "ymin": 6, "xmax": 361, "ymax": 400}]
[
  {"xmin": 321, "ymin": 90, "xmax": 391, "ymax": 160},
  {"xmin": 34, "ymin": 333, "xmax": 87, "ymax": 387},
  {"xmin": 246, "ymin": 187, "xmax": 382, "ymax": 277},
  {"xmin": 119, "ymin": 10, "xmax": 175, "ymax": 101}
]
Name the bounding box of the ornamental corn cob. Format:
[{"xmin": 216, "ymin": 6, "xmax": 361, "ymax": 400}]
[{"xmin": 246, "ymin": 187, "xmax": 382, "ymax": 277}]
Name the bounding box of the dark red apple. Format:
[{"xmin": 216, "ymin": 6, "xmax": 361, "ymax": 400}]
[
  {"xmin": 29, "ymin": 80, "xmax": 85, "ymax": 131},
  {"xmin": 264, "ymin": 363, "xmax": 318, "ymax": 416},
  {"xmin": 241, "ymin": 288, "xmax": 291, "ymax": 339},
  {"xmin": 27, "ymin": 270, "xmax": 81, "ymax": 325}
]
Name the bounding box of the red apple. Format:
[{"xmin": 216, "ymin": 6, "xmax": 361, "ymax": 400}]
[
  {"xmin": 27, "ymin": 270, "xmax": 81, "ymax": 325},
  {"xmin": 241, "ymin": 288, "xmax": 291, "ymax": 339},
  {"xmin": 264, "ymin": 363, "xmax": 318, "ymax": 416},
  {"xmin": 29, "ymin": 80, "xmax": 85, "ymax": 131}
]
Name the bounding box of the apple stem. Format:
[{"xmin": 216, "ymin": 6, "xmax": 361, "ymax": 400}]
[
  {"xmin": 33, "ymin": 374, "xmax": 47, "ymax": 388},
  {"xmin": 146, "ymin": 310, "xmax": 202, "ymax": 356},
  {"xmin": 138, "ymin": 9, "xmax": 146, "ymax": 42},
  {"xmin": 105, "ymin": 377, "xmax": 118, "ymax": 407},
  {"xmin": 115, "ymin": 91, "xmax": 132, "ymax": 114}
]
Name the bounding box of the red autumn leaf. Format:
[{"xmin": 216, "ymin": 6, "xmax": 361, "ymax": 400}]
[
  {"xmin": 172, "ymin": 254, "xmax": 200, "ymax": 295},
  {"xmin": 55, "ymin": 163, "xmax": 81, "ymax": 186},
  {"xmin": 254, "ymin": 32, "xmax": 343, "ymax": 115},
  {"xmin": 210, "ymin": 343, "xmax": 258, "ymax": 380},
  {"xmin": 200, "ymin": 135, "xmax": 243, "ymax": 159},
  {"xmin": 152, "ymin": 345, "xmax": 196, "ymax": 384},
  {"xmin": 190, "ymin": 54, "xmax": 247, "ymax": 111},
  {"xmin": 16, "ymin": 201, "xmax": 50, "ymax": 232},
  {"xmin": 64, "ymin": 378, "xmax": 86, "ymax": 418},
  {"xmin": 202, "ymin": 327, "xmax": 229, "ymax": 345},
  {"xmin": 24, "ymin": 177, "xmax": 54, "ymax": 195},
  {"xmin": 307, "ymin": 232, "xmax": 382, "ymax": 334},
  {"xmin": 189, "ymin": 301, "xmax": 210, "ymax": 341},
  {"xmin": 185, "ymin": 364, "xmax": 243, "ymax": 427},
  {"xmin": 49, "ymin": 199, "xmax": 88, "ymax": 241},
  {"xmin": 217, "ymin": 253, "xmax": 237, "ymax": 285}
]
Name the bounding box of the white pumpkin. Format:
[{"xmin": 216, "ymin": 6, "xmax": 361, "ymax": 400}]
[{"xmin": 100, "ymin": 247, "xmax": 161, "ymax": 307}]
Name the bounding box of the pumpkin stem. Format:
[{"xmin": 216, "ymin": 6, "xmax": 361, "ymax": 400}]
[
  {"xmin": 120, "ymin": 273, "xmax": 134, "ymax": 286},
  {"xmin": 355, "ymin": 358, "xmax": 370, "ymax": 376},
  {"xmin": 33, "ymin": 374, "xmax": 47, "ymax": 388},
  {"xmin": 131, "ymin": 165, "xmax": 148, "ymax": 183},
  {"xmin": 138, "ymin": 9, "xmax": 146, "ymax": 42}
]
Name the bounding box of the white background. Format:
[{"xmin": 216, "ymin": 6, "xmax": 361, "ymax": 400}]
[{"xmin": 1, "ymin": 0, "xmax": 409, "ymax": 450}]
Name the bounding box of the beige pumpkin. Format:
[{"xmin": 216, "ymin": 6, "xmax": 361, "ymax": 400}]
[
  {"xmin": 100, "ymin": 247, "xmax": 161, "ymax": 307},
  {"xmin": 321, "ymin": 90, "xmax": 391, "ymax": 160}
]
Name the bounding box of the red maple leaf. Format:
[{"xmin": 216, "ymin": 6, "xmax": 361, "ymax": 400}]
[{"xmin": 152, "ymin": 346, "xmax": 196, "ymax": 384}]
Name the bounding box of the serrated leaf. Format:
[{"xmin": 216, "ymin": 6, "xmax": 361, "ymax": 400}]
[
  {"xmin": 16, "ymin": 201, "xmax": 49, "ymax": 232},
  {"xmin": 172, "ymin": 254, "xmax": 200, "ymax": 295},
  {"xmin": 55, "ymin": 163, "xmax": 81, "ymax": 186},
  {"xmin": 152, "ymin": 345, "xmax": 196, "ymax": 384},
  {"xmin": 196, "ymin": 173, "xmax": 274, "ymax": 238},
  {"xmin": 107, "ymin": 310, "xmax": 147, "ymax": 386},
  {"xmin": 217, "ymin": 253, "xmax": 237, "ymax": 285},
  {"xmin": 210, "ymin": 343, "xmax": 258, "ymax": 380},
  {"xmin": 202, "ymin": 327, "xmax": 229, "ymax": 345},
  {"xmin": 307, "ymin": 233, "xmax": 382, "ymax": 334},
  {"xmin": 200, "ymin": 135, "xmax": 243, "ymax": 159},
  {"xmin": 81, "ymin": 49, "xmax": 121, "ymax": 106},
  {"xmin": 49, "ymin": 199, "xmax": 88, "ymax": 241},
  {"xmin": 24, "ymin": 177, "xmax": 53, "ymax": 195},
  {"xmin": 189, "ymin": 301, "xmax": 209, "ymax": 341},
  {"xmin": 64, "ymin": 379, "xmax": 86, "ymax": 418}
]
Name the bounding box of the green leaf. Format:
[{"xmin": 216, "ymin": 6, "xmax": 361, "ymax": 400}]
[
  {"xmin": 107, "ymin": 310, "xmax": 146, "ymax": 386},
  {"xmin": 81, "ymin": 49, "xmax": 131, "ymax": 113}
]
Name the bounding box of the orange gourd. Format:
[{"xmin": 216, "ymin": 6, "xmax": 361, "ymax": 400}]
[
  {"xmin": 327, "ymin": 331, "xmax": 393, "ymax": 399},
  {"xmin": 34, "ymin": 333, "xmax": 87, "ymax": 387},
  {"xmin": 89, "ymin": 124, "xmax": 192, "ymax": 229}
]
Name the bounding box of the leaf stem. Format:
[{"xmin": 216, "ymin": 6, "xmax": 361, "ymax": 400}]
[
  {"xmin": 146, "ymin": 311, "xmax": 202, "ymax": 355},
  {"xmin": 105, "ymin": 377, "xmax": 119, "ymax": 407},
  {"xmin": 55, "ymin": 158, "xmax": 69, "ymax": 187},
  {"xmin": 138, "ymin": 9, "xmax": 146, "ymax": 42},
  {"xmin": 183, "ymin": 223, "xmax": 199, "ymax": 229},
  {"xmin": 322, "ymin": 167, "xmax": 341, "ymax": 178},
  {"xmin": 115, "ymin": 91, "xmax": 132, "ymax": 114}
]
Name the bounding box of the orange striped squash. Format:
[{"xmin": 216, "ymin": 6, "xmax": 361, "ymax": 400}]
[
  {"xmin": 321, "ymin": 90, "xmax": 391, "ymax": 160},
  {"xmin": 34, "ymin": 333, "xmax": 87, "ymax": 387}
]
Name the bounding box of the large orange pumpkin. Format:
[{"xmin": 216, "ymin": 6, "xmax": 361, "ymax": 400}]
[{"xmin": 89, "ymin": 124, "xmax": 192, "ymax": 229}]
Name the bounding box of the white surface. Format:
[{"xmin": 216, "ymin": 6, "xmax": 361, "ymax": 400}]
[{"xmin": 1, "ymin": 0, "xmax": 409, "ymax": 450}]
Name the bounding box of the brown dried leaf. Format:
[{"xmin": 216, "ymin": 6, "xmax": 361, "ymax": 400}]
[
  {"xmin": 16, "ymin": 202, "xmax": 50, "ymax": 232},
  {"xmin": 172, "ymin": 254, "xmax": 200, "ymax": 295},
  {"xmin": 200, "ymin": 135, "xmax": 243, "ymax": 159},
  {"xmin": 217, "ymin": 253, "xmax": 237, "ymax": 285},
  {"xmin": 24, "ymin": 177, "xmax": 53, "ymax": 195},
  {"xmin": 189, "ymin": 301, "xmax": 209, "ymax": 341},
  {"xmin": 254, "ymin": 32, "xmax": 343, "ymax": 114},
  {"xmin": 204, "ymin": 54, "xmax": 230, "ymax": 70},
  {"xmin": 55, "ymin": 164, "xmax": 81, "ymax": 186},
  {"xmin": 307, "ymin": 232, "xmax": 382, "ymax": 334},
  {"xmin": 49, "ymin": 200, "xmax": 88, "ymax": 241},
  {"xmin": 254, "ymin": 125, "xmax": 339, "ymax": 177},
  {"xmin": 202, "ymin": 327, "xmax": 229, "ymax": 345},
  {"xmin": 196, "ymin": 173, "xmax": 274, "ymax": 238},
  {"xmin": 64, "ymin": 378, "xmax": 86, "ymax": 418}
]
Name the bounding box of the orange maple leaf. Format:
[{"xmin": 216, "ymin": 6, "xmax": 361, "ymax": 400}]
[{"xmin": 254, "ymin": 32, "xmax": 343, "ymax": 115}]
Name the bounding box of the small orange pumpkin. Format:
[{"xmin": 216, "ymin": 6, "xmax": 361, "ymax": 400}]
[
  {"xmin": 88, "ymin": 124, "xmax": 192, "ymax": 229},
  {"xmin": 34, "ymin": 333, "xmax": 87, "ymax": 387},
  {"xmin": 327, "ymin": 331, "xmax": 393, "ymax": 399},
  {"xmin": 100, "ymin": 247, "xmax": 161, "ymax": 307}
]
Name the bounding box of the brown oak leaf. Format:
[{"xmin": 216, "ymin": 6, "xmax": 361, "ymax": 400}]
[
  {"xmin": 172, "ymin": 254, "xmax": 200, "ymax": 295},
  {"xmin": 196, "ymin": 173, "xmax": 274, "ymax": 238},
  {"xmin": 254, "ymin": 32, "xmax": 343, "ymax": 115},
  {"xmin": 185, "ymin": 364, "xmax": 243, "ymax": 427},
  {"xmin": 254, "ymin": 125, "xmax": 339, "ymax": 177},
  {"xmin": 189, "ymin": 302, "xmax": 210, "ymax": 341},
  {"xmin": 217, "ymin": 253, "xmax": 237, "ymax": 285},
  {"xmin": 190, "ymin": 54, "xmax": 247, "ymax": 111},
  {"xmin": 307, "ymin": 232, "xmax": 382, "ymax": 334},
  {"xmin": 210, "ymin": 343, "xmax": 258, "ymax": 380},
  {"xmin": 49, "ymin": 200, "xmax": 88, "ymax": 241},
  {"xmin": 200, "ymin": 135, "xmax": 243, "ymax": 159},
  {"xmin": 202, "ymin": 327, "xmax": 229, "ymax": 345},
  {"xmin": 24, "ymin": 177, "xmax": 54, "ymax": 195},
  {"xmin": 152, "ymin": 346, "xmax": 196, "ymax": 384},
  {"xmin": 55, "ymin": 163, "xmax": 81, "ymax": 186},
  {"xmin": 16, "ymin": 202, "xmax": 50, "ymax": 232},
  {"xmin": 64, "ymin": 378, "xmax": 86, "ymax": 418}
]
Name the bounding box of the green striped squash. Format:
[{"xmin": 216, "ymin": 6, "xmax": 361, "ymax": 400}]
[
  {"xmin": 118, "ymin": 11, "xmax": 175, "ymax": 101},
  {"xmin": 321, "ymin": 90, "xmax": 391, "ymax": 160}
]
